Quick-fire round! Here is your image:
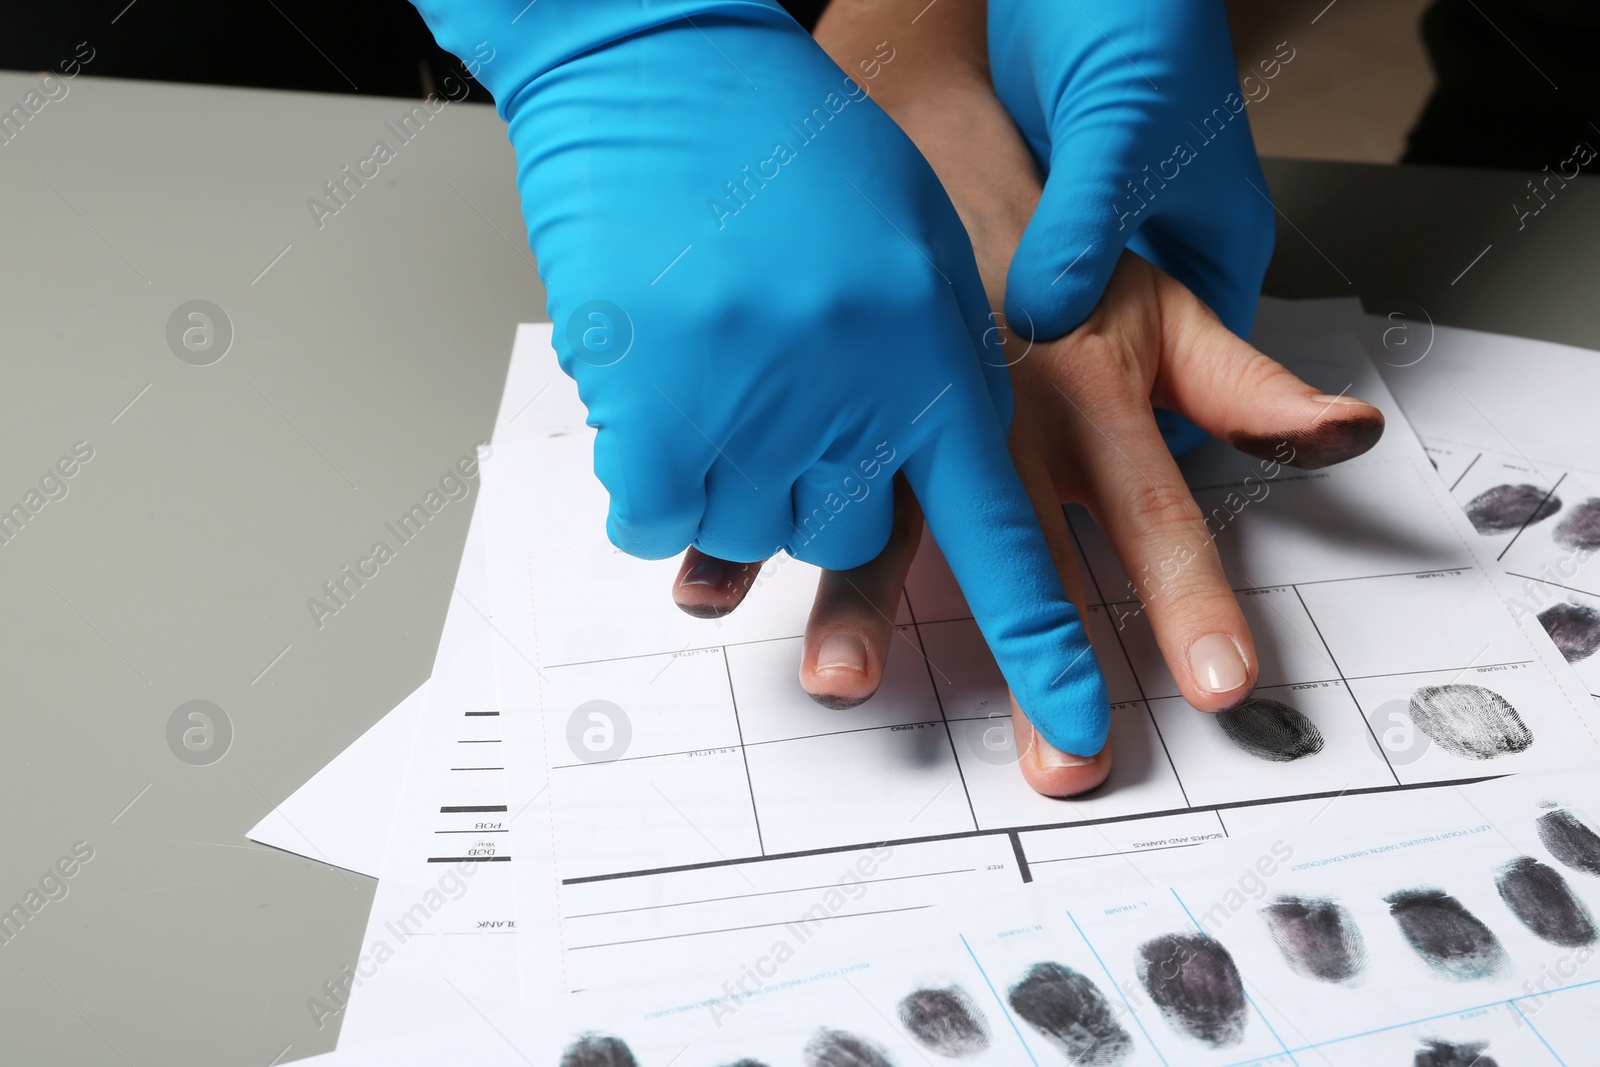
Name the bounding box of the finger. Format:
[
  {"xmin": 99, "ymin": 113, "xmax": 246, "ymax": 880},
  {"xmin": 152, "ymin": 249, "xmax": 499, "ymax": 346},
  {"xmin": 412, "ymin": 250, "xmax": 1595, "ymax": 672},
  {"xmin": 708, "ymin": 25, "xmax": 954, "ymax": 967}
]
[
  {"xmin": 671, "ymin": 548, "xmax": 765, "ymax": 620},
  {"xmin": 1007, "ymin": 443, "xmax": 1114, "ymax": 796},
  {"xmin": 1061, "ymin": 353, "xmax": 1257, "ymax": 713},
  {"xmin": 1015, "ymin": 702, "xmax": 1114, "ymax": 798},
  {"xmin": 902, "ymin": 412, "xmax": 1109, "ymax": 758},
  {"xmin": 798, "ymin": 474, "xmax": 923, "ymax": 710},
  {"xmin": 594, "ymin": 426, "xmax": 708, "ymax": 560},
  {"xmin": 786, "ymin": 454, "xmax": 898, "ymax": 572},
  {"xmin": 1148, "ymin": 268, "xmax": 1385, "ymax": 470}
]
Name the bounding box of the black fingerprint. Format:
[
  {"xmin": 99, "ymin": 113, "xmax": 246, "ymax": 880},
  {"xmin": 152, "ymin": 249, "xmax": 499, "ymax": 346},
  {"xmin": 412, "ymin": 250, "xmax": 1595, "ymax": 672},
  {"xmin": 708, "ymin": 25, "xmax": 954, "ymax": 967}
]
[
  {"xmin": 1554, "ymin": 498, "xmax": 1600, "ymax": 550},
  {"xmin": 1385, "ymin": 889, "xmax": 1507, "ymax": 980},
  {"xmin": 897, "ymin": 986, "xmax": 989, "ymax": 1057},
  {"xmin": 1136, "ymin": 934, "xmax": 1247, "ymax": 1048},
  {"xmin": 1538, "ymin": 806, "xmax": 1600, "ymax": 876},
  {"xmin": 1260, "ymin": 896, "xmax": 1366, "ymax": 982},
  {"xmin": 1495, "ymin": 856, "xmax": 1597, "ymax": 947},
  {"xmin": 1539, "ymin": 602, "xmax": 1600, "ymax": 663},
  {"xmin": 1405, "ymin": 684, "xmax": 1532, "ymax": 760},
  {"xmin": 1216, "ymin": 697, "xmax": 1324, "ymax": 762},
  {"xmin": 1006, "ymin": 962, "xmax": 1132, "ymax": 1065},
  {"xmin": 560, "ymin": 1034, "xmax": 638, "ymax": 1067},
  {"xmin": 1464, "ymin": 483, "xmax": 1560, "ymax": 534},
  {"xmin": 804, "ymin": 1029, "xmax": 894, "ymax": 1067},
  {"xmin": 1414, "ymin": 1039, "xmax": 1498, "ymax": 1067}
]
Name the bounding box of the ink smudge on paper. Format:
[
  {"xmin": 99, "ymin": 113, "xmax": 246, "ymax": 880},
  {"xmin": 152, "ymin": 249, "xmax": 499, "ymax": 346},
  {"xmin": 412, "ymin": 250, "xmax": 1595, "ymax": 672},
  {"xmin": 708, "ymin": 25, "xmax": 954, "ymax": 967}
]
[
  {"xmin": 1539, "ymin": 601, "xmax": 1600, "ymax": 663},
  {"xmin": 1007, "ymin": 962, "xmax": 1132, "ymax": 1065},
  {"xmin": 898, "ymin": 986, "xmax": 989, "ymax": 1057},
  {"xmin": 1464, "ymin": 483, "xmax": 1560, "ymax": 534},
  {"xmin": 1406, "ymin": 684, "xmax": 1532, "ymax": 759},
  {"xmin": 1495, "ymin": 856, "xmax": 1597, "ymax": 947},
  {"xmin": 805, "ymin": 1029, "xmax": 894, "ymax": 1067},
  {"xmin": 1554, "ymin": 497, "xmax": 1600, "ymax": 550},
  {"xmin": 1216, "ymin": 697, "xmax": 1324, "ymax": 762},
  {"xmin": 1136, "ymin": 934, "xmax": 1247, "ymax": 1047},
  {"xmin": 1538, "ymin": 805, "xmax": 1600, "ymax": 876},
  {"xmin": 1414, "ymin": 1039, "xmax": 1497, "ymax": 1067},
  {"xmin": 1385, "ymin": 889, "xmax": 1507, "ymax": 980},
  {"xmin": 561, "ymin": 1034, "xmax": 639, "ymax": 1067},
  {"xmin": 1260, "ymin": 896, "xmax": 1366, "ymax": 982}
]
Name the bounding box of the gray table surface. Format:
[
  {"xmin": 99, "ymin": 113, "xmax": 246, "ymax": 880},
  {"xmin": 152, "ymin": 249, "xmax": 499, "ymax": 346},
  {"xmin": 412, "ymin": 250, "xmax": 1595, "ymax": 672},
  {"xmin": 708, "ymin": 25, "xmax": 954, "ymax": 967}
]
[{"xmin": 0, "ymin": 70, "xmax": 1594, "ymax": 1066}]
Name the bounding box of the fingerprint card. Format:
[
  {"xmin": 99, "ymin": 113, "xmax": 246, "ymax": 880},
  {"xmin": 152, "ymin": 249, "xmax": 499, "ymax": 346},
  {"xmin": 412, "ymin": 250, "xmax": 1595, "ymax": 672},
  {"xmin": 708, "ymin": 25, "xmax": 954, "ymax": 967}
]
[
  {"xmin": 469, "ymin": 326, "xmax": 1600, "ymax": 1017},
  {"xmin": 1062, "ymin": 331, "xmax": 1597, "ymax": 805},
  {"xmin": 318, "ymin": 767, "xmax": 1600, "ymax": 1067},
  {"xmin": 1354, "ymin": 313, "xmax": 1600, "ymax": 703},
  {"xmin": 266, "ymin": 311, "xmax": 1600, "ymax": 1045}
]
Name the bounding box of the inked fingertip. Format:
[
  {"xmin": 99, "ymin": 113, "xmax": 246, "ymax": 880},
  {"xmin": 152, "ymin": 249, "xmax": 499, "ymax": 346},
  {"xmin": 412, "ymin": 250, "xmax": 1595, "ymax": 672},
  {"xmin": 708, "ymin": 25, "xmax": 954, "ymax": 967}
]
[
  {"xmin": 675, "ymin": 600, "xmax": 733, "ymax": 620},
  {"xmin": 1228, "ymin": 409, "xmax": 1384, "ymax": 471},
  {"xmin": 808, "ymin": 690, "xmax": 874, "ymax": 711}
]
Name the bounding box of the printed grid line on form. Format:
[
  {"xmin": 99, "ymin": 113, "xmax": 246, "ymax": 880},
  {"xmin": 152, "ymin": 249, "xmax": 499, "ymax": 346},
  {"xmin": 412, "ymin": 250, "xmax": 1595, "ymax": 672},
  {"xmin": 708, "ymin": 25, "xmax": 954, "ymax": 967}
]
[{"xmin": 539, "ymin": 515, "xmax": 1535, "ymax": 886}]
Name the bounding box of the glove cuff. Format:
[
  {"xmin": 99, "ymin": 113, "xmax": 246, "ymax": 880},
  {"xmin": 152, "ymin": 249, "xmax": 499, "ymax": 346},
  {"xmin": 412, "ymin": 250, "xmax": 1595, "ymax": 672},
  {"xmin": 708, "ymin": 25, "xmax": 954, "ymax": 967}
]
[{"xmin": 411, "ymin": 0, "xmax": 796, "ymax": 120}]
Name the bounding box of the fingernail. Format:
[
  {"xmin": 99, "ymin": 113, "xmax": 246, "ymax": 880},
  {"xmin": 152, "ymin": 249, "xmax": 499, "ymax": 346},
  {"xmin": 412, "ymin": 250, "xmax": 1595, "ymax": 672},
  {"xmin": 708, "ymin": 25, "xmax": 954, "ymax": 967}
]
[
  {"xmin": 814, "ymin": 631, "xmax": 867, "ymax": 674},
  {"xmin": 1190, "ymin": 633, "xmax": 1248, "ymax": 694},
  {"xmin": 678, "ymin": 557, "xmax": 726, "ymax": 589},
  {"xmin": 1025, "ymin": 721, "xmax": 1097, "ymax": 768},
  {"xmin": 1311, "ymin": 393, "xmax": 1364, "ymax": 406}
]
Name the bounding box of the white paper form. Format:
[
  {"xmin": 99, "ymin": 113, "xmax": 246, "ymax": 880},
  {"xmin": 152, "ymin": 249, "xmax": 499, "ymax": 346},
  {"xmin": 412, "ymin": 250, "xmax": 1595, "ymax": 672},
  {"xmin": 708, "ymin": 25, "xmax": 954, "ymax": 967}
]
[
  {"xmin": 1375, "ymin": 324, "xmax": 1600, "ymax": 701},
  {"xmin": 925, "ymin": 768, "xmax": 1600, "ymax": 1067},
  {"xmin": 267, "ymin": 304, "xmax": 1600, "ymax": 869},
  {"xmin": 484, "ymin": 324, "xmax": 1600, "ymax": 1006},
  {"xmin": 246, "ymin": 684, "xmax": 422, "ymax": 878},
  {"xmin": 1257, "ymin": 298, "xmax": 1600, "ymax": 700},
  {"xmin": 327, "ymin": 516, "xmax": 525, "ymax": 1045},
  {"xmin": 245, "ymin": 327, "xmax": 562, "ymax": 878},
  {"xmin": 308, "ymin": 766, "xmax": 1600, "ymax": 1067},
  {"xmin": 321, "ymin": 326, "xmax": 559, "ymax": 1045}
]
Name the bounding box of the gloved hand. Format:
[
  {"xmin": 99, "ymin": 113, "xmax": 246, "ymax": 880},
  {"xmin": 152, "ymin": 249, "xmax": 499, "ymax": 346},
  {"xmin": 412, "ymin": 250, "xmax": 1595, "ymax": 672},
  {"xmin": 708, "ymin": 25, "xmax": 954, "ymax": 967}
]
[
  {"xmin": 988, "ymin": 0, "xmax": 1276, "ymax": 359},
  {"xmin": 410, "ymin": 0, "xmax": 1114, "ymax": 755}
]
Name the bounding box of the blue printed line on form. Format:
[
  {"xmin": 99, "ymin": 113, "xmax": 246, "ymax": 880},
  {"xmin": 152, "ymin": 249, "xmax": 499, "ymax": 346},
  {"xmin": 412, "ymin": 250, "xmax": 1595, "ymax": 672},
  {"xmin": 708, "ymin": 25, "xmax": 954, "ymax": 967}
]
[
  {"xmin": 959, "ymin": 934, "xmax": 1038, "ymax": 1067},
  {"xmin": 1066, "ymin": 909, "xmax": 1171, "ymax": 1067},
  {"xmin": 1171, "ymin": 889, "xmax": 1300, "ymax": 1066}
]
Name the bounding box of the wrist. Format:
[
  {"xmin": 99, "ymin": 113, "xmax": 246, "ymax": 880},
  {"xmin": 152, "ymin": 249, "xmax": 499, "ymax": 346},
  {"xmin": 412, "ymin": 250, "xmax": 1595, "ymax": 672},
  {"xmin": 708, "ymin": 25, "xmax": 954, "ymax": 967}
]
[
  {"xmin": 899, "ymin": 85, "xmax": 1041, "ymax": 303},
  {"xmin": 813, "ymin": 1, "xmax": 1041, "ymax": 305}
]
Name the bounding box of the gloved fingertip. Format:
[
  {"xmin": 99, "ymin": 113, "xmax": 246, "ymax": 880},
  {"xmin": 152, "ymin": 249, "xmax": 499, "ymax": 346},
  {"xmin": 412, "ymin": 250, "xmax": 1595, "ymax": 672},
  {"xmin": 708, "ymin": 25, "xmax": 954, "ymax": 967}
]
[
  {"xmin": 605, "ymin": 513, "xmax": 688, "ymax": 561},
  {"xmin": 1025, "ymin": 671, "xmax": 1111, "ymax": 759}
]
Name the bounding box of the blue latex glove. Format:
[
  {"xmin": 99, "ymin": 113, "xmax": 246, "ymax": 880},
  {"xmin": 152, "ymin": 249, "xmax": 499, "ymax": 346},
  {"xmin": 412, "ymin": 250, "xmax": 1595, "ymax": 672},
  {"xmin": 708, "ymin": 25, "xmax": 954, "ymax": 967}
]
[
  {"xmin": 411, "ymin": 0, "xmax": 1112, "ymax": 755},
  {"xmin": 988, "ymin": 0, "xmax": 1276, "ymax": 424}
]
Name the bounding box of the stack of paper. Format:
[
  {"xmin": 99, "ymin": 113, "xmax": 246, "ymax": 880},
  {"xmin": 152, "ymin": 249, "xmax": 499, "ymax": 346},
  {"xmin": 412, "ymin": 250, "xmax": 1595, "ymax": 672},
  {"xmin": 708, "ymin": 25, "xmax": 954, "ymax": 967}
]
[{"xmin": 247, "ymin": 300, "xmax": 1600, "ymax": 1064}]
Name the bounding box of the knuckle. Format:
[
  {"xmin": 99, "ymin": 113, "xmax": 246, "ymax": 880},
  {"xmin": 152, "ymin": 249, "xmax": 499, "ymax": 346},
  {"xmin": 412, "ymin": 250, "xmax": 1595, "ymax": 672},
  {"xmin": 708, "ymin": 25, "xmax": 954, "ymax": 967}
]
[
  {"xmin": 1123, "ymin": 479, "xmax": 1205, "ymax": 532},
  {"xmin": 1071, "ymin": 331, "xmax": 1141, "ymax": 380},
  {"xmin": 1059, "ymin": 331, "xmax": 1157, "ymax": 407}
]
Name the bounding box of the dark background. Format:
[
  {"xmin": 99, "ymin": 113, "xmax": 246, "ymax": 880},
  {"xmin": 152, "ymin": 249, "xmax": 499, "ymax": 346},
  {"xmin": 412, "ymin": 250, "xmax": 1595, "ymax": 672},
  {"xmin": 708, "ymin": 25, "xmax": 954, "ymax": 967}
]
[{"xmin": 2, "ymin": 0, "xmax": 1595, "ymax": 169}]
